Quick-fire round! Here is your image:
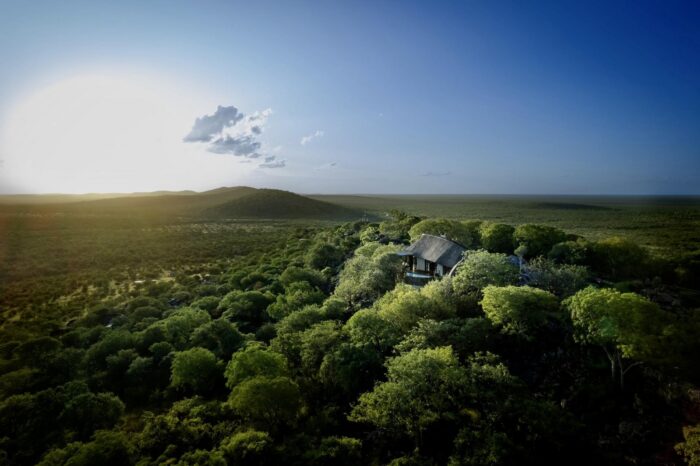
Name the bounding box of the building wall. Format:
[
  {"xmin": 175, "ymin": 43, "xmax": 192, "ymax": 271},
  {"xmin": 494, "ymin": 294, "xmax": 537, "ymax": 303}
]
[{"xmin": 412, "ymin": 256, "xmax": 452, "ymax": 275}]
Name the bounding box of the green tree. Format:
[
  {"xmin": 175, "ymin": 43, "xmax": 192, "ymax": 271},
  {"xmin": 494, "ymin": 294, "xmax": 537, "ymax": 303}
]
[
  {"xmin": 275, "ymin": 305, "xmax": 325, "ymax": 335},
  {"xmin": 220, "ymin": 429, "xmax": 273, "ymax": 465},
  {"xmin": 479, "ymin": 222, "xmax": 515, "ymax": 253},
  {"xmin": 84, "ymin": 330, "xmax": 135, "ymax": 372},
  {"xmin": 591, "ymin": 236, "xmax": 648, "ymax": 279},
  {"xmin": 218, "ymin": 291, "xmax": 272, "ymax": 331},
  {"xmin": 280, "ymin": 266, "xmax": 328, "ymax": 289},
  {"xmin": 37, "ymin": 430, "xmax": 135, "ymax": 466},
  {"xmin": 395, "ymin": 318, "xmax": 492, "ymax": 357},
  {"xmin": 481, "ymin": 285, "xmax": 560, "ymax": 339},
  {"xmin": 379, "ymin": 210, "xmax": 422, "ymax": 240},
  {"xmin": 548, "ymin": 239, "xmax": 591, "ymax": 265},
  {"xmin": 305, "ymin": 243, "xmax": 345, "ymax": 270},
  {"xmin": 151, "ymin": 308, "xmax": 211, "ymax": 350},
  {"xmin": 526, "ymin": 257, "xmax": 589, "ymax": 298},
  {"xmin": 375, "ymin": 284, "xmax": 455, "ymax": 333},
  {"xmin": 59, "ymin": 391, "xmax": 125, "ymax": 440},
  {"xmin": 190, "ymin": 319, "xmax": 244, "ymax": 360},
  {"xmin": 513, "ymin": 224, "xmax": 567, "ymax": 258},
  {"xmin": 176, "ymin": 449, "xmax": 226, "ymax": 466},
  {"xmin": 305, "ymin": 436, "xmax": 362, "ymax": 466},
  {"xmin": 349, "ymin": 346, "xmax": 468, "ymax": 448},
  {"xmin": 267, "ymin": 282, "xmax": 326, "ymax": 321},
  {"xmin": 0, "ymin": 383, "xmax": 84, "ymax": 463},
  {"xmin": 676, "ymin": 424, "xmax": 700, "ymax": 466},
  {"xmin": 359, "ymin": 225, "xmax": 381, "ymax": 244},
  {"xmin": 344, "ymin": 308, "xmax": 402, "ymax": 354},
  {"xmin": 191, "ymin": 296, "xmax": 221, "ymax": 313},
  {"xmin": 319, "ymin": 343, "xmax": 384, "ymax": 397},
  {"xmin": 137, "ymin": 398, "xmax": 226, "ymax": 460},
  {"xmin": 228, "ymin": 376, "xmax": 302, "ymax": 428},
  {"xmin": 15, "ymin": 337, "xmax": 62, "ymax": 367},
  {"xmin": 452, "ymin": 250, "xmax": 519, "ymax": 294},
  {"xmin": 224, "ymin": 344, "xmax": 288, "ymax": 389},
  {"xmin": 299, "ymin": 321, "xmax": 343, "ymax": 376},
  {"xmin": 564, "ymin": 286, "xmax": 669, "ymax": 389},
  {"xmin": 170, "ymin": 347, "xmax": 222, "ymax": 394},
  {"xmin": 409, "ymin": 218, "xmax": 481, "ymax": 248},
  {"xmin": 334, "ymin": 244, "xmax": 403, "ymax": 308}
]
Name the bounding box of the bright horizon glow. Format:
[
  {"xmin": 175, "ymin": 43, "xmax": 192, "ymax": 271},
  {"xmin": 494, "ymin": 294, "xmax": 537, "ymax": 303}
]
[{"xmin": 0, "ymin": 74, "xmax": 261, "ymax": 194}]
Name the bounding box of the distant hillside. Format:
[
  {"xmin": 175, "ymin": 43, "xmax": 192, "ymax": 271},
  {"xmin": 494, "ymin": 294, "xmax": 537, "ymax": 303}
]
[
  {"xmin": 76, "ymin": 186, "xmax": 255, "ymax": 209},
  {"xmin": 0, "ymin": 187, "xmax": 360, "ymax": 221},
  {"xmin": 204, "ymin": 189, "xmax": 360, "ymax": 219}
]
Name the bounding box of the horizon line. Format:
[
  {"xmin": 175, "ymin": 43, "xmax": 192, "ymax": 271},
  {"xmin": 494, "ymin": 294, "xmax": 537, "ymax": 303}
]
[{"xmin": 1, "ymin": 187, "xmax": 700, "ymax": 198}]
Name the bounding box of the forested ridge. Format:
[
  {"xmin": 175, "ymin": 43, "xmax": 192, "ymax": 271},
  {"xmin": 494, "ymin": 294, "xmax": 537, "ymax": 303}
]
[{"xmin": 1, "ymin": 212, "xmax": 700, "ymax": 465}]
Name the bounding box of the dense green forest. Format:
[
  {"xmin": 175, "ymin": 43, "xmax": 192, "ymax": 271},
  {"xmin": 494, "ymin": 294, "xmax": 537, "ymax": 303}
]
[{"xmin": 1, "ymin": 191, "xmax": 700, "ymax": 465}]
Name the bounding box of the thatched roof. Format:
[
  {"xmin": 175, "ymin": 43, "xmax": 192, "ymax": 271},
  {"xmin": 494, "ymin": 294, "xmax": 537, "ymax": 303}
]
[{"xmin": 398, "ymin": 234, "xmax": 466, "ymax": 268}]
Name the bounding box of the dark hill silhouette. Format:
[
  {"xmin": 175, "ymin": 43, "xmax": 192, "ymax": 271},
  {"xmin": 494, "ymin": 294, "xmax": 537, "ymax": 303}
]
[
  {"xmin": 0, "ymin": 187, "xmax": 359, "ymax": 220},
  {"xmin": 203, "ymin": 189, "xmax": 360, "ymax": 219}
]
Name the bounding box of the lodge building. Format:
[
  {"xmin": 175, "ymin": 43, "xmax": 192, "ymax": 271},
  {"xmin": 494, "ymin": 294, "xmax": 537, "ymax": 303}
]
[{"xmin": 397, "ymin": 234, "xmax": 467, "ymax": 285}]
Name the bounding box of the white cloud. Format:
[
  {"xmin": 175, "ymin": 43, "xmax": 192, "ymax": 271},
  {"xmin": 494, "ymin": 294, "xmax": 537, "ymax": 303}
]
[
  {"xmin": 260, "ymin": 156, "xmax": 286, "ymax": 168},
  {"xmin": 183, "ymin": 105, "xmax": 243, "ymax": 142},
  {"xmin": 207, "ymin": 135, "xmax": 261, "ymax": 157},
  {"xmin": 184, "ymin": 105, "xmax": 282, "ymax": 167},
  {"xmin": 300, "ymin": 129, "xmax": 324, "ymax": 146}
]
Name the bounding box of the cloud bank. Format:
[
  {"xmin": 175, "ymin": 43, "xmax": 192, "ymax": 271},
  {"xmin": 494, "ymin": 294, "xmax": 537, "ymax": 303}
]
[
  {"xmin": 184, "ymin": 105, "xmax": 283, "ymax": 168},
  {"xmin": 301, "ymin": 130, "xmax": 324, "ymax": 146}
]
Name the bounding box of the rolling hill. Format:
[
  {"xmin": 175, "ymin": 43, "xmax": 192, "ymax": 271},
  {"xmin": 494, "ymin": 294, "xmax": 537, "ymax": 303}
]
[
  {"xmin": 203, "ymin": 189, "xmax": 361, "ymax": 220},
  {"xmin": 0, "ymin": 187, "xmax": 361, "ymax": 220}
]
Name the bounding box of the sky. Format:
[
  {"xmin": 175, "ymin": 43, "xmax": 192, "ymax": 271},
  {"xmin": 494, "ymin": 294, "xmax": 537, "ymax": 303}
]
[{"xmin": 0, "ymin": 0, "xmax": 698, "ymax": 195}]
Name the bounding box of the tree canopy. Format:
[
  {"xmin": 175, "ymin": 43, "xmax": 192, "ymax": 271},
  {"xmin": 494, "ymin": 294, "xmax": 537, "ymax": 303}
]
[
  {"xmin": 481, "ymin": 285, "xmax": 560, "ymax": 339},
  {"xmin": 452, "ymin": 250, "xmax": 520, "ymax": 294},
  {"xmin": 564, "ymin": 286, "xmax": 669, "ymax": 388}
]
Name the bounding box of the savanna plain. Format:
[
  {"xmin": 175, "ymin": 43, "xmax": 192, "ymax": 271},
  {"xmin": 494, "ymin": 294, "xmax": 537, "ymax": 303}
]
[{"xmin": 0, "ymin": 187, "xmax": 699, "ymax": 465}]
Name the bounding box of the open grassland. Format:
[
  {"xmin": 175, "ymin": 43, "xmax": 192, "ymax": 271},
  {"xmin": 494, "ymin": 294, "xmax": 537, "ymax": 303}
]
[{"xmin": 312, "ymin": 194, "xmax": 700, "ymax": 254}]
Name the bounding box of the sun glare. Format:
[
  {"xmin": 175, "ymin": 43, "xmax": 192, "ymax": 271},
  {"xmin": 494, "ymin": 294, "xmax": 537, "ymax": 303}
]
[{"xmin": 1, "ymin": 74, "xmax": 243, "ymax": 193}]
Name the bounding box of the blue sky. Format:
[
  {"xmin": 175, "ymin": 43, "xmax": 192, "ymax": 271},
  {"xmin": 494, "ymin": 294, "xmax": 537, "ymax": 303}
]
[{"xmin": 0, "ymin": 0, "xmax": 698, "ymax": 194}]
